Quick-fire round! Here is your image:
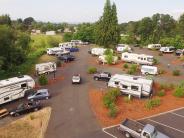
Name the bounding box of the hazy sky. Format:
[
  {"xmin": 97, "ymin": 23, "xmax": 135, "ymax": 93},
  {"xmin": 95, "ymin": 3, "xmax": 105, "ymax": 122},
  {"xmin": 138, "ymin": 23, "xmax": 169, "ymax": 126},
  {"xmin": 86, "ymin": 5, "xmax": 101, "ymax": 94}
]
[{"xmin": 0, "ymin": 0, "xmax": 184, "ymax": 23}]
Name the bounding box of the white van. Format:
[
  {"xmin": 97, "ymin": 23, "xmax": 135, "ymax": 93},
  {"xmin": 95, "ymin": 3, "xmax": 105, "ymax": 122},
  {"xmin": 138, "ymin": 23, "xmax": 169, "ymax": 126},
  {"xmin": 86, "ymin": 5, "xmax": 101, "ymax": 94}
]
[
  {"xmin": 98, "ymin": 55, "xmax": 118, "ymax": 64},
  {"xmin": 116, "ymin": 44, "xmax": 132, "ymax": 53},
  {"xmin": 160, "ymin": 46, "xmax": 175, "ymax": 53},
  {"xmin": 141, "ymin": 65, "xmax": 158, "ymax": 75},
  {"xmin": 35, "ymin": 62, "xmax": 56, "ymax": 75},
  {"xmin": 148, "ymin": 44, "xmax": 161, "ymax": 50},
  {"xmin": 121, "ymin": 52, "xmax": 154, "ymax": 65}
]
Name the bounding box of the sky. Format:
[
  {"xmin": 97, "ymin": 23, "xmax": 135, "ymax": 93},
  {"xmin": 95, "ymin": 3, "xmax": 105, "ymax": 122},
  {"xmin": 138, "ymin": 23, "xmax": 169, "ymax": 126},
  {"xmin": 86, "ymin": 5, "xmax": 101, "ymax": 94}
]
[{"xmin": 0, "ymin": 0, "xmax": 184, "ymax": 23}]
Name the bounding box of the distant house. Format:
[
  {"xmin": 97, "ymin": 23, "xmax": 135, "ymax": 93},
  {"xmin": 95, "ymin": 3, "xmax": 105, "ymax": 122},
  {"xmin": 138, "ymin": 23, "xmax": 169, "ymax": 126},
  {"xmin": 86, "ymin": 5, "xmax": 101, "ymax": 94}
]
[
  {"xmin": 46, "ymin": 31, "xmax": 56, "ymax": 36},
  {"xmin": 64, "ymin": 28, "xmax": 72, "ymax": 33},
  {"xmin": 31, "ymin": 29, "xmax": 41, "ymax": 35}
]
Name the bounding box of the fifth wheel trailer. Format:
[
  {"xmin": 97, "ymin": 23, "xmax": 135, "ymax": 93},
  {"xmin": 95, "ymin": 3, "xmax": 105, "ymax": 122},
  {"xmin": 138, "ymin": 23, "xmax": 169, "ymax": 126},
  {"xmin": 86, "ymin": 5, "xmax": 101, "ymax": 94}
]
[
  {"xmin": 108, "ymin": 74, "xmax": 153, "ymax": 98},
  {"xmin": 0, "ymin": 75, "xmax": 35, "ymax": 105},
  {"xmin": 35, "ymin": 62, "xmax": 56, "ymax": 75}
]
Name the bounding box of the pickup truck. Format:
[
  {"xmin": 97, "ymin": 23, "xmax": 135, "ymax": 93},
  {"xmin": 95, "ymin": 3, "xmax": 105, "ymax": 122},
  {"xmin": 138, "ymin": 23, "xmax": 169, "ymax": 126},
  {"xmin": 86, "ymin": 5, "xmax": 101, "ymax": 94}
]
[
  {"xmin": 93, "ymin": 72, "xmax": 111, "ymax": 81},
  {"xmin": 118, "ymin": 118, "xmax": 169, "ymax": 138}
]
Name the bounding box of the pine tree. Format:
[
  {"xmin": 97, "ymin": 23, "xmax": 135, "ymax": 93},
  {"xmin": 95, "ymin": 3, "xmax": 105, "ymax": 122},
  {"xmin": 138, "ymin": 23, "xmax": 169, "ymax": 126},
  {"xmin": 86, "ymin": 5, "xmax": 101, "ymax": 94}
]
[{"xmin": 95, "ymin": 0, "xmax": 120, "ymax": 48}]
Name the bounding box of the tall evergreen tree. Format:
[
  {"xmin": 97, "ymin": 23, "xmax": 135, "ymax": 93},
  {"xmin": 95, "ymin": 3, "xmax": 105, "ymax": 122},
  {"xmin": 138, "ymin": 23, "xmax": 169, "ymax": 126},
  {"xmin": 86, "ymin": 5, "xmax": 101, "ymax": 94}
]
[{"xmin": 95, "ymin": 0, "xmax": 120, "ymax": 48}]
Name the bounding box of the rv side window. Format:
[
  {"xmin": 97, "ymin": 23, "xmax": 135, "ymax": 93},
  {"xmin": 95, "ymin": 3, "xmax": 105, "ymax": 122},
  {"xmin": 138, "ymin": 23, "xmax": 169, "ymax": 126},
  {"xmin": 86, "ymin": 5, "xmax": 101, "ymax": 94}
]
[
  {"xmin": 131, "ymin": 85, "xmax": 139, "ymax": 91},
  {"xmin": 147, "ymin": 57, "xmax": 153, "ymax": 62},
  {"xmin": 21, "ymin": 83, "xmax": 27, "ymax": 88},
  {"xmin": 115, "ymin": 81, "xmax": 119, "ymax": 85},
  {"xmin": 124, "ymin": 55, "xmax": 128, "ymax": 58},
  {"xmin": 122, "ymin": 85, "xmax": 128, "ymax": 89},
  {"xmin": 144, "ymin": 58, "xmax": 146, "ymax": 60},
  {"xmin": 4, "ymin": 97, "xmax": 9, "ymax": 101}
]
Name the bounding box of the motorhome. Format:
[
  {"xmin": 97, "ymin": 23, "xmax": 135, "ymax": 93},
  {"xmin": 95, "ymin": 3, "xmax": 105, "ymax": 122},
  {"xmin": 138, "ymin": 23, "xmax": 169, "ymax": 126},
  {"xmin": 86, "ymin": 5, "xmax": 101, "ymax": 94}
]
[
  {"xmin": 148, "ymin": 44, "xmax": 161, "ymax": 50},
  {"xmin": 108, "ymin": 74, "xmax": 153, "ymax": 98},
  {"xmin": 35, "ymin": 62, "xmax": 56, "ymax": 75},
  {"xmin": 141, "ymin": 65, "xmax": 158, "ymax": 75},
  {"xmin": 160, "ymin": 46, "xmax": 175, "ymax": 53},
  {"xmin": 121, "ymin": 52, "xmax": 154, "ymax": 65},
  {"xmin": 47, "ymin": 47, "xmax": 63, "ymax": 55},
  {"xmin": 98, "ymin": 55, "xmax": 118, "ymax": 65},
  {"xmin": 91, "ymin": 48, "xmax": 113, "ymax": 56},
  {"xmin": 116, "ymin": 44, "xmax": 132, "ymax": 53},
  {"xmin": 0, "ymin": 75, "xmax": 35, "ymax": 105}
]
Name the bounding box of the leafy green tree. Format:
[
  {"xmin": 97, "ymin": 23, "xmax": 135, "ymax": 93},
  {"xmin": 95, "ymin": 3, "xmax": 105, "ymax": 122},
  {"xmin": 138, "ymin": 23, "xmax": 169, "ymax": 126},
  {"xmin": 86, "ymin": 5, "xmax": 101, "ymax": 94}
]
[
  {"xmin": 63, "ymin": 33, "xmax": 73, "ymax": 42},
  {"xmin": 0, "ymin": 14, "xmax": 11, "ymax": 25},
  {"xmin": 23, "ymin": 17, "xmax": 34, "ymax": 26},
  {"xmin": 178, "ymin": 14, "xmax": 184, "ymax": 38}
]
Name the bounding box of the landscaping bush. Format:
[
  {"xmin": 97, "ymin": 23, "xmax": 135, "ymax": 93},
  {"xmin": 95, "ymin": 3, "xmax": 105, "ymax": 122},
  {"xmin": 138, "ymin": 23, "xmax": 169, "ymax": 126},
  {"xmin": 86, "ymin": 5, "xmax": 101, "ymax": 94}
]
[
  {"xmin": 158, "ymin": 52, "xmax": 163, "ymax": 56},
  {"xmin": 123, "ymin": 63, "xmax": 129, "ymax": 69},
  {"xmin": 173, "ymin": 70, "xmax": 181, "ymax": 76},
  {"xmin": 145, "ymin": 98, "xmax": 161, "ymax": 110},
  {"xmin": 157, "ymin": 90, "xmax": 165, "ymax": 97},
  {"xmin": 108, "ymin": 103, "xmax": 118, "ymax": 118},
  {"xmin": 105, "ymin": 54, "xmax": 113, "ymax": 65},
  {"xmin": 153, "ymin": 58, "xmax": 159, "ymax": 65},
  {"xmin": 124, "ymin": 96, "xmax": 132, "ymax": 103},
  {"xmin": 127, "ymin": 64, "xmax": 138, "ymax": 75},
  {"xmin": 38, "ymin": 75, "xmax": 48, "ymax": 86},
  {"xmin": 173, "ymin": 83, "xmax": 184, "ymax": 98},
  {"xmin": 87, "ymin": 67, "xmax": 97, "ymax": 74},
  {"xmin": 104, "ymin": 49, "xmax": 113, "ymax": 55}
]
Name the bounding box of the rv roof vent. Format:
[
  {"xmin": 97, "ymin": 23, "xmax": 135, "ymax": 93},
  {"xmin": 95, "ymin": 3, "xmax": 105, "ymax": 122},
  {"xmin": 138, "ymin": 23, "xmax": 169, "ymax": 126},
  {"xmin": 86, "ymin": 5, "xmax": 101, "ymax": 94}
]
[{"xmin": 17, "ymin": 75, "xmax": 24, "ymax": 78}]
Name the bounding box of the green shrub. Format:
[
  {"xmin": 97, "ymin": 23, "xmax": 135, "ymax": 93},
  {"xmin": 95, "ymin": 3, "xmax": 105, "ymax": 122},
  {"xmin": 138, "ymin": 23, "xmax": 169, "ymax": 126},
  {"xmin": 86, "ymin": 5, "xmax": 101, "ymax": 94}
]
[
  {"xmin": 56, "ymin": 60, "xmax": 62, "ymax": 67},
  {"xmin": 105, "ymin": 54, "xmax": 113, "ymax": 65},
  {"xmin": 153, "ymin": 58, "xmax": 159, "ymax": 65},
  {"xmin": 173, "ymin": 83, "xmax": 184, "ymax": 98},
  {"xmin": 158, "ymin": 52, "xmax": 163, "ymax": 56},
  {"xmin": 123, "ymin": 63, "xmax": 129, "ymax": 69},
  {"xmin": 145, "ymin": 98, "xmax": 161, "ymax": 110},
  {"xmin": 108, "ymin": 103, "xmax": 118, "ymax": 118},
  {"xmin": 87, "ymin": 67, "xmax": 97, "ymax": 74},
  {"xmin": 157, "ymin": 90, "xmax": 165, "ymax": 97},
  {"xmin": 158, "ymin": 69, "xmax": 165, "ymax": 75},
  {"xmin": 38, "ymin": 75, "xmax": 48, "ymax": 86},
  {"xmin": 173, "ymin": 70, "xmax": 181, "ymax": 76},
  {"xmin": 124, "ymin": 96, "xmax": 132, "ymax": 103},
  {"xmin": 104, "ymin": 49, "xmax": 113, "ymax": 55},
  {"xmin": 127, "ymin": 64, "xmax": 138, "ymax": 75}
]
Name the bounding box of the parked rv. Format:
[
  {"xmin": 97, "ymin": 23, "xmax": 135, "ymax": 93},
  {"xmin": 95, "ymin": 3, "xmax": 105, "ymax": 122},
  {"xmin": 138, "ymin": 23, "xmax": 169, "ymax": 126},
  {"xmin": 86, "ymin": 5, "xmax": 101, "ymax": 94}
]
[
  {"xmin": 0, "ymin": 75, "xmax": 35, "ymax": 105},
  {"xmin": 118, "ymin": 118, "xmax": 169, "ymax": 138},
  {"xmin": 121, "ymin": 52, "xmax": 154, "ymax": 65},
  {"xmin": 98, "ymin": 55, "xmax": 118, "ymax": 65},
  {"xmin": 71, "ymin": 40, "xmax": 83, "ymax": 45},
  {"xmin": 160, "ymin": 46, "xmax": 175, "ymax": 53},
  {"xmin": 59, "ymin": 42, "xmax": 75, "ymax": 49},
  {"xmin": 148, "ymin": 44, "xmax": 161, "ymax": 50},
  {"xmin": 35, "ymin": 62, "xmax": 56, "ymax": 75},
  {"xmin": 116, "ymin": 44, "xmax": 132, "ymax": 53},
  {"xmin": 108, "ymin": 74, "xmax": 153, "ymax": 98},
  {"xmin": 141, "ymin": 65, "xmax": 158, "ymax": 75},
  {"xmin": 55, "ymin": 49, "xmax": 70, "ymax": 57},
  {"xmin": 47, "ymin": 47, "xmax": 64, "ymax": 55},
  {"xmin": 91, "ymin": 48, "xmax": 113, "ymax": 56}
]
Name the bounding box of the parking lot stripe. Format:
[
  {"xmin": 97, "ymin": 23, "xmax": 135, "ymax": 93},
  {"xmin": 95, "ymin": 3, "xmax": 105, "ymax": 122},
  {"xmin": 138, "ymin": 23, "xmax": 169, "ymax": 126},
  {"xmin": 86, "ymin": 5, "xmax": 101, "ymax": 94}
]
[
  {"xmin": 137, "ymin": 107, "xmax": 184, "ymax": 121},
  {"xmin": 170, "ymin": 112, "xmax": 184, "ymax": 118},
  {"xmin": 148, "ymin": 119, "xmax": 184, "ymax": 134},
  {"xmin": 102, "ymin": 124, "xmax": 119, "ymax": 130},
  {"xmin": 102, "ymin": 124, "xmax": 119, "ymax": 138}
]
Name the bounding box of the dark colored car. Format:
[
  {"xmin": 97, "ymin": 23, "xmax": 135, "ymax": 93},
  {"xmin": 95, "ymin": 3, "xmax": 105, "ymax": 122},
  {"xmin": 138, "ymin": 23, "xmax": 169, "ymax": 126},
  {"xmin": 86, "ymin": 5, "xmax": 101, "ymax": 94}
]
[
  {"xmin": 93, "ymin": 72, "xmax": 111, "ymax": 81},
  {"xmin": 10, "ymin": 101, "xmax": 41, "ymax": 117},
  {"xmin": 27, "ymin": 89, "xmax": 50, "ymax": 101},
  {"xmin": 58, "ymin": 55, "xmax": 75, "ymax": 62},
  {"xmin": 69, "ymin": 47, "xmax": 79, "ymax": 52},
  {"xmin": 175, "ymin": 49, "xmax": 184, "ymax": 56}
]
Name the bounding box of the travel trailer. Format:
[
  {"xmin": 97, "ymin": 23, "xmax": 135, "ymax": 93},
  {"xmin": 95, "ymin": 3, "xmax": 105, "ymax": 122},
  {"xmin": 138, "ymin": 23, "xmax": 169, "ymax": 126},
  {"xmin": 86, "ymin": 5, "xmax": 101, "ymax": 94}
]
[
  {"xmin": 35, "ymin": 62, "xmax": 56, "ymax": 75},
  {"xmin": 59, "ymin": 42, "xmax": 75, "ymax": 49},
  {"xmin": 148, "ymin": 44, "xmax": 161, "ymax": 50},
  {"xmin": 91, "ymin": 48, "xmax": 113, "ymax": 56},
  {"xmin": 121, "ymin": 52, "xmax": 154, "ymax": 65},
  {"xmin": 108, "ymin": 74, "xmax": 153, "ymax": 98},
  {"xmin": 0, "ymin": 75, "xmax": 35, "ymax": 105},
  {"xmin": 116, "ymin": 44, "xmax": 132, "ymax": 53},
  {"xmin": 141, "ymin": 65, "xmax": 158, "ymax": 75},
  {"xmin": 47, "ymin": 47, "xmax": 63, "ymax": 55},
  {"xmin": 71, "ymin": 40, "xmax": 83, "ymax": 45},
  {"xmin": 98, "ymin": 55, "xmax": 118, "ymax": 64},
  {"xmin": 160, "ymin": 46, "xmax": 175, "ymax": 53}
]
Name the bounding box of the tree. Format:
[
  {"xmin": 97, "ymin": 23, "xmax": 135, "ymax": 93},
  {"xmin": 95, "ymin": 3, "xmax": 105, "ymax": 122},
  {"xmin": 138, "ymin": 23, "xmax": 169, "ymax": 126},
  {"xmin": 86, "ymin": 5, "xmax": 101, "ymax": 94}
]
[
  {"xmin": 178, "ymin": 14, "xmax": 184, "ymax": 38},
  {"xmin": 23, "ymin": 17, "xmax": 34, "ymax": 26},
  {"xmin": 0, "ymin": 14, "xmax": 11, "ymax": 25},
  {"xmin": 63, "ymin": 33, "xmax": 73, "ymax": 42},
  {"xmin": 95, "ymin": 0, "xmax": 120, "ymax": 48}
]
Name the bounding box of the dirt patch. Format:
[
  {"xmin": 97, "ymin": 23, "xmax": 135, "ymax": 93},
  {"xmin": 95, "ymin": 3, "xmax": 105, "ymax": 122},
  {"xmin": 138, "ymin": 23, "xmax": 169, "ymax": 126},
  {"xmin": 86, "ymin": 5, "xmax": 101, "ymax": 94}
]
[
  {"xmin": 89, "ymin": 86, "xmax": 184, "ymax": 127},
  {"xmin": 0, "ymin": 107, "xmax": 51, "ymax": 138}
]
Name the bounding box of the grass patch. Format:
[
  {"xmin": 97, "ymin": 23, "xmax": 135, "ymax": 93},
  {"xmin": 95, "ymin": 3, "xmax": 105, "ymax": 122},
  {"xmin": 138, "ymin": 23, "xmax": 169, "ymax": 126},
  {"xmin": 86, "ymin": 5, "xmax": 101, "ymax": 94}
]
[
  {"xmin": 157, "ymin": 90, "xmax": 165, "ymax": 97},
  {"xmin": 38, "ymin": 75, "xmax": 48, "ymax": 86},
  {"xmin": 173, "ymin": 70, "xmax": 181, "ymax": 76},
  {"xmin": 173, "ymin": 82, "xmax": 184, "ymax": 98},
  {"xmin": 123, "ymin": 63, "xmax": 129, "ymax": 69},
  {"xmin": 145, "ymin": 98, "xmax": 161, "ymax": 110},
  {"xmin": 87, "ymin": 67, "xmax": 97, "ymax": 74}
]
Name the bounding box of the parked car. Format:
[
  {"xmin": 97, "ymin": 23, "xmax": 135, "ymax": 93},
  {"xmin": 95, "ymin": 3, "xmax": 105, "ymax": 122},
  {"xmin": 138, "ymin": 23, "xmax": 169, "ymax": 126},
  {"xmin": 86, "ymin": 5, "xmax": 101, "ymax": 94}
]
[
  {"xmin": 58, "ymin": 55, "xmax": 75, "ymax": 62},
  {"xmin": 93, "ymin": 72, "xmax": 111, "ymax": 81},
  {"xmin": 160, "ymin": 46, "xmax": 175, "ymax": 53},
  {"xmin": 118, "ymin": 118, "xmax": 169, "ymax": 138},
  {"xmin": 141, "ymin": 65, "xmax": 158, "ymax": 75},
  {"xmin": 10, "ymin": 101, "xmax": 41, "ymax": 117},
  {"xmin": 27, "ymin": 89, "xmax": 50, "ymax": 101},
  {"xmin": 0, "ymin": 108, "xmax": 9, "ymax": 118},
  {"xmin": 66, "ymin": 47, "xmax": 79, "ymax": 52},
  {"xmin": 175, "ymin": 49, "xmax": 184, "ymax": 56},
  {"xmin": 72, "ymin": 74, "xmax": 81, "ymax": 84}
]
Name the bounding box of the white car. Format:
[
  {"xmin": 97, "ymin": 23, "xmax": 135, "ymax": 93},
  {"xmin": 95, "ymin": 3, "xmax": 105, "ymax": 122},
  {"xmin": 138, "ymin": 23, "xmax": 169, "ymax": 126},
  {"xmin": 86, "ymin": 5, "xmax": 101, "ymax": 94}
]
[{"xmin": 72, "ymin": 74, "xmax": 81, "ymax": 84}]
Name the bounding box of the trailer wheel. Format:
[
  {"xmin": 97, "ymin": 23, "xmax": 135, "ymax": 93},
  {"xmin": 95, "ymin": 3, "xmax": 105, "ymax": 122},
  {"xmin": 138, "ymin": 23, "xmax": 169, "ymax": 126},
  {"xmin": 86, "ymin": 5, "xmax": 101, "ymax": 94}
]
[
  {"xmin": 125, "ymin": 131, "xmax": 131, "ymax": 138},
  {"xmin": 94, "ymin": 77, "xmax": 99, "ymax": 81}
]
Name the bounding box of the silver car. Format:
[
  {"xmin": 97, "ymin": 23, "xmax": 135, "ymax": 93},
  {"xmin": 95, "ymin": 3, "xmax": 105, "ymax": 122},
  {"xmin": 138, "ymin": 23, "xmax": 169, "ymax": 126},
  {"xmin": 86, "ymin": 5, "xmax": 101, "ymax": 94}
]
[{"xmin": 27, "ymin": 89, "xmax": 50, "ymax": 101}]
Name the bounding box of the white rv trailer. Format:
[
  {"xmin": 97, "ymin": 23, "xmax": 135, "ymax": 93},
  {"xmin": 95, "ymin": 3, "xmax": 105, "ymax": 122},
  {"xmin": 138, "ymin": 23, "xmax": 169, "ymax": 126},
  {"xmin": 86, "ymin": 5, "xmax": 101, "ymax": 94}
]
[
  {"xmin": 141, "ymin": 65, "xmax": 158, "ymax": 75},
  {"xmin": 0, "ymin": 75, "xmax": 35, "ymax": 105},
  {"xmin": 91, "ymin": 48, "xmax": 113, "ymax": 56},
  {"xmin": 47, "ymin": 47, "xmax": 63, "ymax": 55},
  {"xmin": 35, "ymin": 62, "xmax": 56, "ymax": 75},
  {"xmin": 116, "ymin": 44, "xmax": 132, "ymax": 53},
  {"xmin": 121, "ymin": 52, "xmax": 154, "ymax": 65},
  {"xmin": 98, "ymin": 55, "xmax": 118, "ymax": 64},
  {"xmin": 71, "ymin": 40, "xmax": 83, "ymax": 45},
  {"xmin": 108, "ymin": 74, "xmax": 153, "ymax": 98},
  {"xmin": 148, "ymin": 44, "xmax": 161, "ymax": 50},
  {"xmin": 160, "ymin": 46, "xmax": 175, "ymax": 53},
  {"xmin": 59, "ymin": 42, "xmax": 75, "ymax": 49}
]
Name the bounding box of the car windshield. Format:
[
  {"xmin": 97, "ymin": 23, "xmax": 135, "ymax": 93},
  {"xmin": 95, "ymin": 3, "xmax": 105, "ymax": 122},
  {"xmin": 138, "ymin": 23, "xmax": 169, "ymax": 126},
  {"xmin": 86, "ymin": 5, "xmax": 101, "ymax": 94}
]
[{"xmin": 73, "ymin": 75, "xmax": 80, "ymax": 80}]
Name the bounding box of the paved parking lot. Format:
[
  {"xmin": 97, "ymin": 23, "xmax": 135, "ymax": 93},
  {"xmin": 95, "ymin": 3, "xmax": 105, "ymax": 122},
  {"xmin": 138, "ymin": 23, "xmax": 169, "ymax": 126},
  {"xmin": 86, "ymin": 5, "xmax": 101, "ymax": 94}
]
[{"xmin": 103, "ymin": 107, "xmax": 184, "ymax": 138}]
